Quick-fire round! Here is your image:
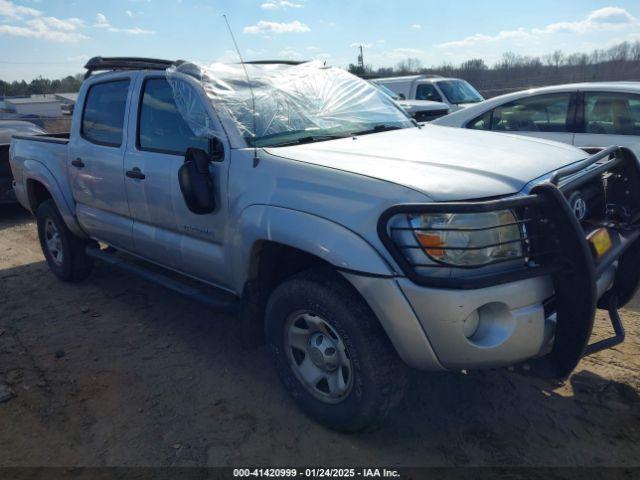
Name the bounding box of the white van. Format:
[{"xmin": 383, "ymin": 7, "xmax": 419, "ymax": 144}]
[{"xmin": 373, "ymin": 75, "xmax": 484, "ymax": 112}]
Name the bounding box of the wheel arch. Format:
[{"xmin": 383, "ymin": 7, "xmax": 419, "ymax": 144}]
[
  {"xmin": 22, "ymin": 161, "xmax": 86, "ymax": 238},
  {"xmin": 233, "ymin": 205, "xmax": 396, "ymax": 347}
]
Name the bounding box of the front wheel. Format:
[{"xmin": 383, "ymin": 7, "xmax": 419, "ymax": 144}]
[
  {"xmin": 265, "ymin": 269, "xmax": 408, "ymax": 432},
  {"xmin": 36, "ymin": 199, "xmax": 94, "ymax": 282}
]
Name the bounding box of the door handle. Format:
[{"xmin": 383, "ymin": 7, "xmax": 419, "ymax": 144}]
[
  {"xmin": 126, "ymin": 167, "xmax": 146, "ymax": 180},
  {"xmin": 71, "ymin": 158, "xmax": 85, "ymax": 168}
]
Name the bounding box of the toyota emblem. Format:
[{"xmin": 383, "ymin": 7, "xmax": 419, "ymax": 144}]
[{"xmin": 569, "ymin": 192, "xmax": 587, "ymax": 221}]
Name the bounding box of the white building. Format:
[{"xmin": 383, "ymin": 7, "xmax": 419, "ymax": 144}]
[{"xmin": 4, "ymin": 97, "xmax": 62, "ymax": 117}]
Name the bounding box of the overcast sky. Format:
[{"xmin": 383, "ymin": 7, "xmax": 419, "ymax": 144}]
[{"xmin": 0, "ymin": 0, "xmax": 639, "ymax": 81}]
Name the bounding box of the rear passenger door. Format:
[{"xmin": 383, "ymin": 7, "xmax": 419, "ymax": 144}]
[
  {"xmin": 68, "ymin": 76, "xmax": 134, "ymax": 250},
  {"xmin": 123, "ymin": 75, "xmax": 232, "ymax": 288},
  {"xmin": 573, "ymin": 91, "xmax": 640, "ymax": 158},
  {"xmin": 467, "ymin": 92, "xmax": 576, "ymax": 145}
]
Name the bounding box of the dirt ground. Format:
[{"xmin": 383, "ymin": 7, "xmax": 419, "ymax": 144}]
[{"xmin": 0, "ymin": 203, "xmax": 639, "ymax": 468}]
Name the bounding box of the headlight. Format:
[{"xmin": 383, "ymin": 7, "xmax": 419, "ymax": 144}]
[{"xmin": 409, "ymin": 210, "xmax": 523, "ymax": 267}]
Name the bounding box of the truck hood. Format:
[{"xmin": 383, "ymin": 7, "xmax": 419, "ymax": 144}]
[{"xmin": 265, "ymin": 125, "xmax": 587, "ymax": 201}]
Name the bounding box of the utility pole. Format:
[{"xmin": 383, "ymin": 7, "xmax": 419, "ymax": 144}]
[{"xmin": 357, "ymin": 45, "xmax": 365, "ymax": 71}]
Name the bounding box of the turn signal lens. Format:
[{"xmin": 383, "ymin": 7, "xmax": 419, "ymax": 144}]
[{"xmin": 414, "ymin": 232, "xmax": 445, "ymax": 257}]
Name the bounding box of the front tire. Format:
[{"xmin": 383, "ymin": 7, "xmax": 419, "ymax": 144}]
[
  {"xmin": 36, "ymin": 199, "xmax": 93, "ymax": 282},
  {"xmin": 265, "ymin": 268, "xmax": 408, "ymax": 432}
]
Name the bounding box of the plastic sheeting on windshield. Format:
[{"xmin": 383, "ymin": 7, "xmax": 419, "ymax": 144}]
[{"xmin": 166, "ymin": 60, "xmax": 410, "ymax": 146}]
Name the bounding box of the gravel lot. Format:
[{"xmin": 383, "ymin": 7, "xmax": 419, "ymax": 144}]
[{"xmin": 0, "ymin": 203, "xmax": 639, "ymax": 468}]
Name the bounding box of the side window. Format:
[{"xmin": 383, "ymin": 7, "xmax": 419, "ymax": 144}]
[
  {"xmin": 584, "ymin": 92, "xmax": 640, "ymax": 136},
  {"xmin": 489, "ymin": 93, "xmax": 571, "ymax": 133},
  {"xmin": 416, "ymin": 84, "xmax": 443, "ymax": 102},
  {"xmin": 138, "ymin": 78, "xmax": 211, "ymax": 155},
  {"xmin": 468, "ymin": 111, "xmax": 492, "ymax": 130},
  {"xmin": 81, "ymin": 80, "xmax": 130, "ymax": 147}
]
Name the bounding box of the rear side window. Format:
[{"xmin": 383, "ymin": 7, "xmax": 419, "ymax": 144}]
[
  {"xmin": 584, "ymin": 92, "xmax": 640, "ymax": 136},
  {"xmin": 138, "ymin": 78, "xmax": 210, "ymax": 155},
  {"xmin": 81, "ymin": 80, "xmax": 130, "ymax": 147},
  {"xmin": 416, "ymin": 84, "xmax": 442, "ymax": 102}
]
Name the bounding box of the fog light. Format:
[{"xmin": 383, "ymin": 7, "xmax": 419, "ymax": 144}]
[{"xmin": 463, "ymin": 310, "xmax": 480, "ymax": 338}]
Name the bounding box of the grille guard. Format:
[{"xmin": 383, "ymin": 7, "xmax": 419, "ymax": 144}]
[{"xmin": 378, "ymin": 146, "xmax": 640, "ymax": 377}]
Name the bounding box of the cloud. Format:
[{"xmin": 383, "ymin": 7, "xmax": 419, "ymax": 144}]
[
  {"xmin": 261, "ymin": 0, "xmax": 302, "ymax": 9},
  {"xmin": 243, "ymin": 20, "xmax": 309, "ymax": 34},
  {"xmin": 0, "ymin": 17, "xmax": 87, "ymax": 42},
  {"xmin": 0, "ymin": 0, "xmax": 41, "ymax": 19},
  {"xmin": 438, "ymin": 7, "xmax": 637, "ymax": 49},
  {"xmin": 93, "ymin": 12, "xmax": 154, "ymax": 35},
  {"xmin": 411, "ymin": 24, "xmax": 422, "ymax": 30},
  {"xmin": 533, "ymin": 7, "xmax": 636, "ymax": 34},
  {"xmin": 438, "ymin": 28, "xmax": 532, "ymax": 48},
  {"xmin": 216, "ymin": 49, "xmax": 241, "ymax": 63},
  {"xmin": 94, "ymin": 12, "xmax": 110, "ymax": 28},
  {"xmin": 0, "ymin": 3, "xmax": 86, "ymax": 43},
  {"xmin": 33, "ymin": 16, "xmax": 83, "ymax": 31}
]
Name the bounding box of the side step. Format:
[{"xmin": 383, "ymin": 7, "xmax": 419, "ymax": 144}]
[{"xmin": 86, "ymin": 245, "xmax": 240, "ymax": 314}]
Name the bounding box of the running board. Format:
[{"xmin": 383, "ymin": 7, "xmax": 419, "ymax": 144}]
[{"xmin": 85, "ymin": 245, "xmax": 240, "ymax": 314}]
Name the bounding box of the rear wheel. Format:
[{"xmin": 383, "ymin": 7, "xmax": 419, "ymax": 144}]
[
  {"xmin": 36, "ymin": 199, "xmax": 94, "ymax": 282},
  {"xmin": 265, "ymin": 268, "xmax": 408, "ymax": 432}
]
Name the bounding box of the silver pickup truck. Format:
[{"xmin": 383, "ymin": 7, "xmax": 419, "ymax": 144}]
[{"xmin": 9, "ymin": 57, "xmax": 640, "ymax": 432}]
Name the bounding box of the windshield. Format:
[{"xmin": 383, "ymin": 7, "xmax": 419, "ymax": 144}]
[
  {"xmin": 168, "ymin": 61, "xmax": 413, "ymax": 148},
  {"xmin": 436, "ymin": 80, "xmax": 483, "ymax": 104}
]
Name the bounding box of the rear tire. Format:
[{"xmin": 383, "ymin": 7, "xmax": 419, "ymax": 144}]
[
  {"xmin": 265, "ymin": 268, "xmax": 408, "ymax": 432},
  {"xmin": 36, "ymin": 199, "xmax": 93, "ymax": 282}
]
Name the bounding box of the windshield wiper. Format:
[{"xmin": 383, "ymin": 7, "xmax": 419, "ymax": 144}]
[
  {"xmin": 350, "ymin": 124, "xmax": 403, "ymax": 136},
  {"xmin": 268, "ymin": 134, "xmax": 349, "ymax": 147}
]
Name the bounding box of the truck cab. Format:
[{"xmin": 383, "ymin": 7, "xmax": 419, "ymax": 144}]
[
  {"xmin": 373, "ymin": 75, "xmax": 484, "ymax": 112},
  {"xmin": 9, "ymin": 57, "xmax": 640, "ymax": 432}
]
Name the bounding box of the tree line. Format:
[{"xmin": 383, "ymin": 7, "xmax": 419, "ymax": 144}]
[
  {"xmin": 3, "ymin": 40, "xmax": 640, "ymax": 99},
  {"xmin": 0, "ymin": 74, "xmax": 84, "ymax": 97},
  {"xmin": 350, "ymin": 40, "xmax": 640, "ymax": 98}
]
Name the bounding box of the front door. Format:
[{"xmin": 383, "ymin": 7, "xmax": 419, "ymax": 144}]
[
  {"xmin": 123, "ymin": 75, "xmax": 232, "ymax": 289},
  {"xmin": 469, "ymin": 92, "xmax": 576, "ymax": 145},
  {"xmin": 68, "ymin": 76, "xmax": 134, "ymax": 250}
]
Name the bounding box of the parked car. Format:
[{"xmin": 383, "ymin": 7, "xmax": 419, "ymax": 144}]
[
  {"xmin": 372, "ymin": 75, "xmax": 484, "ymax": 112},
  {"xmin": 0, "ymin": 120, "xmax": 45, "ymax": 203},
  {"xmin": 433, "ymin": 82, "xmax": 640, "ymax": 158},
  {"xmin": 9, "ymin": 57, "xmax": 640, "ymax": 432},
  {"xmin": 372, "ymin": 82, "xmax": 450, "ymax": 122}
]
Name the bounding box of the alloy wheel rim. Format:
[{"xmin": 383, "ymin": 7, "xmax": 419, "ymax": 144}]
[
  {"xmin": 44, "ymin": 218, "xmax": 64, "ymax": 266},
  {"xmin": 284, "ymin": 311, "xmax": 353, "ymax": 404}
]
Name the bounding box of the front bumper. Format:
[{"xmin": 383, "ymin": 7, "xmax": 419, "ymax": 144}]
[{"xmin": 372, "ymin": 146, "xmax": 640, "ymax": 377}]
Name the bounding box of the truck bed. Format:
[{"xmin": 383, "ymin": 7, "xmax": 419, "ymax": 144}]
[{"xmin": 8, "ymin": 132, "xmax": 71, "ymax": 208}]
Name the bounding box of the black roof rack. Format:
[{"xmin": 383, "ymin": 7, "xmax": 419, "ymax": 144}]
[{"xmin": 84, "ymin": 56, "xmax": 176, "ymax": 78}]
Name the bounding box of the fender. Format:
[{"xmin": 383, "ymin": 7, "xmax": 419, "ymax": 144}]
[
  {"xmin": 22, "ymin": 159, "xmax": 87, "ymax": 238},
  {"xmin": 231, "ymin": 204, "xmax": 397, "ymax": 293}
]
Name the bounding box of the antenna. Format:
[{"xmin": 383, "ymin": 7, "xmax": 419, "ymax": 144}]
[{"xmin": 223, "ymin": 14, "xmax": 259, "ymax": 165}]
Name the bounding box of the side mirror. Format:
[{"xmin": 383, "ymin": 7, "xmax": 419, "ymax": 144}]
[
  {"xmin": 178, "ymin": 147, "xmax": 216, "ymax": 214},
  {"xmin": 210, "ymin": 137, "xmax": 224, "ymax": 161},
  {"xmin": 398, "ymin": 93, "xmax": 406, "ymax": 100}
]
